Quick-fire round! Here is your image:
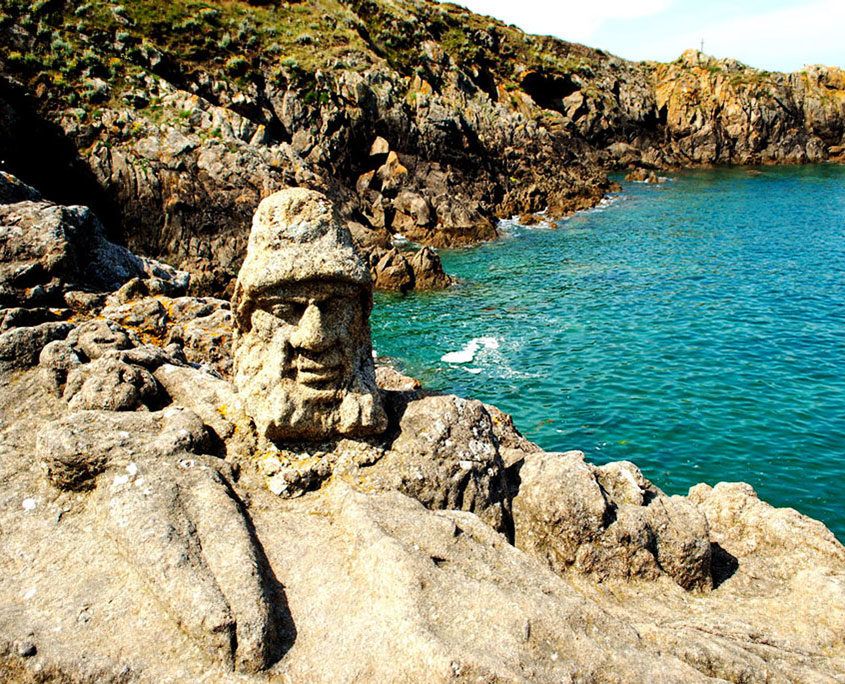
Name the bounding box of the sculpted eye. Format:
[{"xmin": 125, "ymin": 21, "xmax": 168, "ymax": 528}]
[
  {"xmin": 323, "ymin": 297, "xmax": 350, "ymax": 316},
  {"xmin": 270, "ymin": 301, "xmax": 306, "ymax": 321}
]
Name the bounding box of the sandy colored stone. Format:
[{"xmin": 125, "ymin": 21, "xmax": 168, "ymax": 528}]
[
  {"xmin": 232, "ymin": 188, "xmax": 386, "ymax": 441},
  {"xmin": 0, "ymin": 321, "xmax": 73, "ymax": 372},
  {"xmin": 369, "ymin": 136, "xmax": 390, "ymax": 158},
  {"xmin": 365, "ymin": 393, "xmax": 512, "ymax": 534},
  {"xmin": 513, "ymin": 450, "xmax": 712, "ymax": 590},
  {"xmin": 63, "ymin": 357, "xmax": 163, "ymax": 412},
  {"xmin": 0, "ymin": 343, "xmax": 844, "ymax": 682},
  {"xmin": 375, "ymin": 150, "xmax": 408, "ymax": 195},
  {"xmin": 0, "ymin": 192, "xmax": 188, "ymax": 308},
  {"xmin": 34, "ymin": 406, "xmax": 283, "ymax": 672}
]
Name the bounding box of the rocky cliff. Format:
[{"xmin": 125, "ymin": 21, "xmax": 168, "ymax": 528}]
[
  {"xmin": 1, "ymin": 0, "xmax": 842, "ymax": 294},
  {"xmin": 1, "ymin": 176, "xmax": 844, "ymax": 682}
]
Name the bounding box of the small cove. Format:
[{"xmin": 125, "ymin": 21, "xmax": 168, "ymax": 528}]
[{"xmin": 371, "ymin": 165, "xmax": 845, "ymax": 540}]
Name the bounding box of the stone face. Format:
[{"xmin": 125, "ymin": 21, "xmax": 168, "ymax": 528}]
[
  {"xmin": 232, "ymin": 188, "xmax": 386, "ymax": 441},
  {"xmin": 1, "ymin": 147, "xmax": 845, "ymax": 679},
  {"xmin": 0, "ymin": 305, "xmax": 844, "ymax": 682},
  {"xmin": 154, "ymin": 363, "xmax": 246, "ymax": 441},
  {"xmin": 66, "ymin": 319, "xmax": 135, "ymax": 360},
  {"xmin": 232, "ymin": 188, "xmax": 370, "ymax": 294},
  {"xmin": 173, "ymin": 308, "xmax": 235, "ymax": 377}
]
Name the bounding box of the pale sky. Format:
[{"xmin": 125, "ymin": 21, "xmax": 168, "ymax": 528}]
[{"xmin": 445, "ymin": 0, "xmax": 844, "ymax": 73}]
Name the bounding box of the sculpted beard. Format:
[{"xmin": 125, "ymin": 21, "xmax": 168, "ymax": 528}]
[{"xmin": 233, "ymin": 297, "xmax": 385, "ymax": 441}]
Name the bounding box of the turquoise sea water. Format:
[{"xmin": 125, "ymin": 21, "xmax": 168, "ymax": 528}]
[{"xmin": 371, "ymin": 165, "xmax": 845, "ymax": 541}]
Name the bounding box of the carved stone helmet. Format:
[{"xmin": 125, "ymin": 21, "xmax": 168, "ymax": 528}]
[{"xmin": 233, "ymin": 188, "xmax": 371, "ymax": 330}]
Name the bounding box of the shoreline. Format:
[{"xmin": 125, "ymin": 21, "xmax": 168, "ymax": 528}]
[
  {"xmin": 1, "ymin": 170, "xmax": 844, "ymax": 680},
  {"xmin": 372, "ymin": 164, "xmax": 845, "ymax": 541}
]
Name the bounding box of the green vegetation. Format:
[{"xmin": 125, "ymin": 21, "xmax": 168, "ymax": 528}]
[
  {"xmin": 0, "ymin": 0, "xmax": 807, "ymax": 141},
  {"xmin": 0, "ymin": 0, "xmax": 372, "ymax": 123},
  {"xmin": 0, "ymin": 0, "xmax": 615, "ymax": 130}
]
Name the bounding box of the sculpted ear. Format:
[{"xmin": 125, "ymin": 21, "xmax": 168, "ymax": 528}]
[{"xmin": 232, "ymin": 282, "xmax": 254, "ymax": 334}]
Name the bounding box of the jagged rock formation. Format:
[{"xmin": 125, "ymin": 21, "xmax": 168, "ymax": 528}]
[
  {"xmin": 648, "ymin": 51, "xmax": 845, "ymax": 165},
  {"xmin": 0, "ymin": 172, "xmax": 188, "ymax": 308},
  {"xmin": 1, "ymin": 179, "xmax": 844, "ymax": 681},
  {"xmin": 2, "ymin": 1, "xmax": 840, "ymax": 295}
]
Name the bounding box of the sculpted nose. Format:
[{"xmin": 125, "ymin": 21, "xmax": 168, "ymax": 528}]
[{"xmin": 289, "ymin": 302, "xmax": 329, "ymax": 351}]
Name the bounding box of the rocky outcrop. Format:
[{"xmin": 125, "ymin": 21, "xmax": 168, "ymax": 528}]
[
  {"xmin": 0, "ymin": 0, "xmax": 604, "ymax": 294},
  {"xmin": 1, "ymin": 181, "xmax": 844, "ymax": 681},
  {"xmin": 1, "ymin": 4, "xmax": 842, "ymax": 296},
  {"xmin": 513, "ymin": 451, "xmax": 711, "ymax": 590},
  {"xmin": 0, "ymin": 175, "xmax": 189, "ymax": 308},
  {"xmin": 2, "ymin": 351, "xmax": 845, "ymax": 681},
  {"xmin": 649, "ymin": 51, "xmax": 845, "ymax": 166}
]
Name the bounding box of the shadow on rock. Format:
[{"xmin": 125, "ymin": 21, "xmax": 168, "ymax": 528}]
[
  {"xmin": 232, "ymin": 486, "xmax": 298, "ymax": 669},
  {"xmin": 710, "ymin": 542, "xmax": 740, "ymax": 589}
]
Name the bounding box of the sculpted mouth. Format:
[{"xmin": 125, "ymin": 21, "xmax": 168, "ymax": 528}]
[{"xmin": 295, "ymin": 358, "xmax": 343, "ymax": 385}]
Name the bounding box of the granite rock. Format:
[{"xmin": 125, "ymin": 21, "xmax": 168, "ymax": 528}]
[
  {"xmin": 512, "ymin": 450, "xmax": 712, "ymax": 590},
  {"xmin": 232, "ymin": 188, "xmax": 386, "ymax": 441},
  {"xmin": 0, "ymin": 190, "xmax": 189, "ymax": 307}
]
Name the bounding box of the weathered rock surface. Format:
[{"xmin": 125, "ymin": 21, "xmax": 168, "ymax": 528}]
[
  {"xmin": 33, "ymin": 406, "xmax": 285, "ymax": 673},
  {"xmin": 513, "ymin": 451, "xmax": 712, "ymax": 590},
  {"xmin": 649, "ymin": 51, "xmax": 845, "ymax": 166},
  {"xmin": 2, "ymin": 356, "xmax": 844, "ymax": 682},
  {"xmin": 371, "ymin": 246, "xmax": 416, "ymax": 292},
  {"xmin": 232, "ymin": 188, "xmax": 387, "ymax": 441},
  {"xmin": 1, "ymin": 275, "xmax": 844, "ymax": 682},
  {"xmin": 0, "ymin": 190, "xmax": 189, "ymax": 308},
  {"xmin": 367, "ymin": 393, "xmax": 512, "ymax": 534},
  {"xmin": 0, "ymin": 321, "xmax": 73, "ymax": 372}
]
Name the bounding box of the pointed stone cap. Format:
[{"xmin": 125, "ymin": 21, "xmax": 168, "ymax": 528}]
[{"xmin": 234, "ymin": 188, "xmax": 371, "ymax": 327}]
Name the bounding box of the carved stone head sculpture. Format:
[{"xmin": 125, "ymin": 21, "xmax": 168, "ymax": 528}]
[{"xmin": 232, "ymin": 188, "xmax": 387, "ymax": 441}]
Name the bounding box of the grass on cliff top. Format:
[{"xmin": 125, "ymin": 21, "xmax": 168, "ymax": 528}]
[
  {"xmin": 0, "ymin": 0, "xmax": 374, "ymax": 116},
  {"xmin": 1, "ymin": 0, "xmax": 615, "ymax": 130},
  {"xmin": 348, "ymin": 0, "xmax": 601, "ymax": 86}
]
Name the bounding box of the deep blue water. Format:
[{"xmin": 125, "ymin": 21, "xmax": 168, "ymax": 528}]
[{"xmin": 370, "ymin": 165, "xmax": 845, "ymax": 541}]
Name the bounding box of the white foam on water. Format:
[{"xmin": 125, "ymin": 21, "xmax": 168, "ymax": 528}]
[
  {"xmin": 590, "ymin": 195, "xmax": 621, "ymax": 213},
  {"xmin": 496, "ymin": 218, "xmax": 521, "ymax": 238},
  {"xmin": 441, "ymin": 337, "xmax": 499, "ymax": 364}
]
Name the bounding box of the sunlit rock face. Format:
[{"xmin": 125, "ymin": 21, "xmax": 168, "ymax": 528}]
[{"xmin": 232, "ymin": 188, "xmax": 387, "ymax": 441}]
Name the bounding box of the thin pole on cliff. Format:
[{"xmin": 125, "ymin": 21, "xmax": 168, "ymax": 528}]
[{"xmin": 700, "ymin": 38, "xmax": 704, "ymax": 53}]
